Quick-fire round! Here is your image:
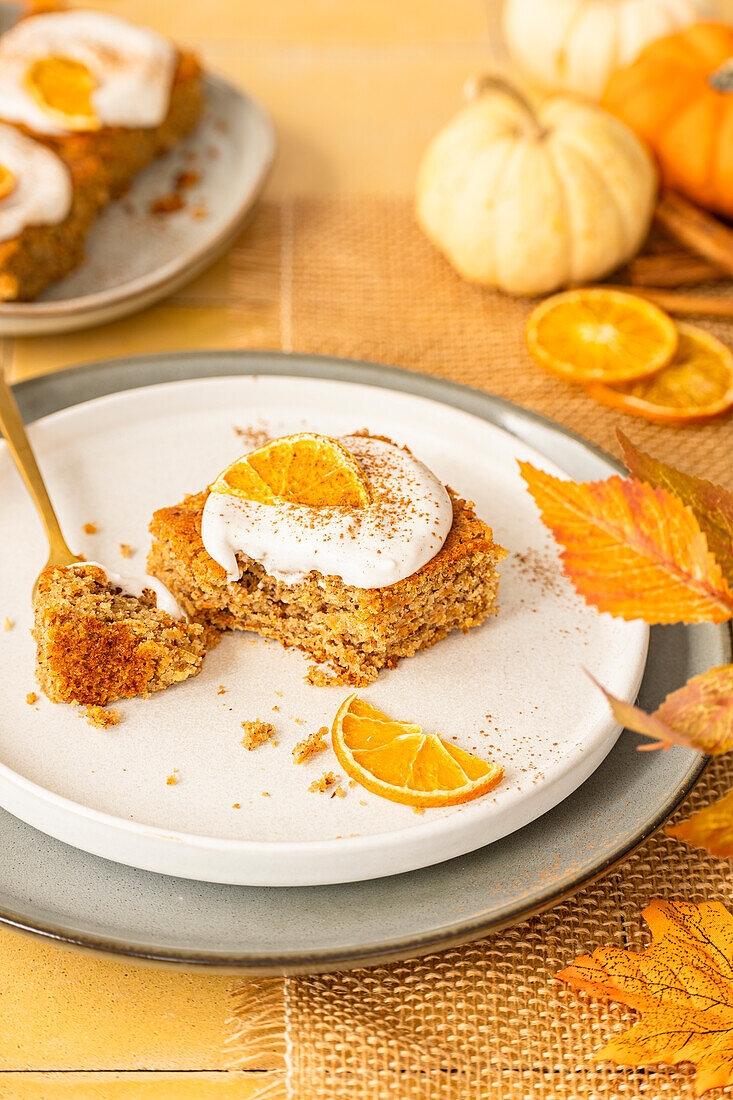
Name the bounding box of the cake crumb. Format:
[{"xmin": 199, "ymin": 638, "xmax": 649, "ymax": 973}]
[
  {"xmin": 348, "ymin": 779, "xmax": 356, "ymax": 788},
  {"xmin": 3, "ymin": 617, "xmax": 13, "ymax": 631},
  {"xmin": 309, "ymin": 771, "xmax": 339, "ymax": 793},
  {"xmin": 293, "ymin": 727, "xmax": 327, "ymax": 765},
  {"xmin": 83, "ymin": 704, "xmax": 120, "ymax": 729},
  {"xmin": 305, "ymin": 665, "xmax": 336, "ymax": 687},
  {"xmin": 217, "ymin": 684, "xmax": 226, "ymax": 695},
  {"xmin": 166, "ymin": 769, "xmax": 179, "ymax": 785},
  {"xmin": 232, "ymin": 802, "xmax": 240, "ymax": 809},
  {"xmin": 176, "ymin": 170, "xmax": 199, "ymax": 189},
  {"xmin": 331, "ymin": 785, "xmax": 346, "ymax": 799},
  {"xmin": 26, "ymin": 692, "xmax": 37, "ymax": 705},
  {"xmin": 151, "ymin": 192, "xmax": 184, "ymax": 215},
  {"xmin": 119, "ymin": 543, "xmax": 133, "ymax": 559},
  {"xmin": 261, "ymin": 791, "xmax": 270, "ymax": 797},
  {"xmin": 241, "ymin": 719, "xmax": 276, "ymax": 750},
  {"xmin": 82, "ymin": 522, "xmax": 97, "ymax": 535}
]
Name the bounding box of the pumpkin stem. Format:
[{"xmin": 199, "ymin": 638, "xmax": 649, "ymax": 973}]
[
  {"xmin": 462, "ymin": 74, "xmax": 546, "ymax": 138},
  {"xmin": 709, "ymin": 61, "xmax": 733, "ymax": 93}
]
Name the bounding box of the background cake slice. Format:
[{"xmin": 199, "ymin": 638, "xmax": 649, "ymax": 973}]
[
  {"xmin": 33, "ymin": 563, "xmax": 211, "ymax": 706},
  {"xmin": 0, "ymin": 9, "xmax": 203, "ymax": 299},
  {"xmin": 0, "ymin": 123, "xmax": 107, "ymax": 300}
]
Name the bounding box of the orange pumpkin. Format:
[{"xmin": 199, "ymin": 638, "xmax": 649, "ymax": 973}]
[{"xmin": 602, "ymin": 23, "xmax": 733, "ymax": 219}]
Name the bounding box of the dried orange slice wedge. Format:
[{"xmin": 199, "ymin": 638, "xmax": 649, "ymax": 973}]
[
  {"xmin": 585, "ymin": 322, "xmax": 733, "ymax": 425},
  {"xmin": 526, "ymin": 288, "xmax": 678, "ymax": 384},
  {"xmin": 0, "ymin": 164, "xmax": 16, "ymax": 202},
  {"xmin": 25, "ymin": 56, "xmax": 100, "ymax": 131},
  {"xmin": 331, "ymin": 695, "xmax": 504, "ymax": 808},
  {"xmin": 210, "ymin": 433, "xmax": 370, "ymax": 508}
]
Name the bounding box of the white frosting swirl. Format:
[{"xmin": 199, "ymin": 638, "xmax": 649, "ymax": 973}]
[
  {"xmin": 0, "ymin": 123, "xmax": 71, "ymax": 240},
  {"xmin": 201, "ymin": 436, "xmax": 454, "ymax": 589},
  {"xmin": 0, "ymin": 10, "xmax": 177, "ymax": 134}
]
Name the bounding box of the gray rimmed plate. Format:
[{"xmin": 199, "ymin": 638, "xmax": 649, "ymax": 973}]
[
  {"xmin": 2, "ymin": 351, "xmax": 726, "ymax": 973},
  {"xmin": 0, "ymin": 74, "xmax": 275, "ymax": 335}
]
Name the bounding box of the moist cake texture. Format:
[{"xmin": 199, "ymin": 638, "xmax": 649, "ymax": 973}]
[
  {"xmin": 33, "ymin": 563, "xmax": 211, "ymax": 706},
  {"xmin": 148, "ymin": 484, "xmax": 506, "ymax": 687}
]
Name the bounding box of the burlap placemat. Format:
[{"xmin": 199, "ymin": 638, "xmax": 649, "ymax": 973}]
[{"xmin": 226, "ymin": 196, "xmax": 733, "ymax": 1099}]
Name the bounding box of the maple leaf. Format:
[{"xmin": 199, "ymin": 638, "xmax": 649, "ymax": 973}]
[
  {"xmin": 590, "ymin": 666, "xmax": 733, "ymax": 754},
  {"xmin": 519, "ymin": 462, "xmax": 733, "ymax": 624},
  {"xmin": 668, "ymin": 790, "xmax": 733, "ymax": 859},
  {"xmin": 557, "ymin": 899, "xmax": 733, "ymax": 1096},
  {"xmin": 619, "ymin": 432, "xmax": 733, "ymax": 588}
]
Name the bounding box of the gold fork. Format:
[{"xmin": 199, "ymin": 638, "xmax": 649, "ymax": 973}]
[{"xmin": 0, "ymin": 373, "xmax": 81, "ymax": 597}]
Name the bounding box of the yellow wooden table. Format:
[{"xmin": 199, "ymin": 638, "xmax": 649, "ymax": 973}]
[
  {"xmin": 0, "ymin": 2, "xmax": 501, "ymax": 1095},
  {"xmin": 4, "ymin": 4, "xmax": 733, "ymax": 1097}
]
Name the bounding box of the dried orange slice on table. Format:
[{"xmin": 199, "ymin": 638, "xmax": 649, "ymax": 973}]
[
  {"xmin": 332, "ymin": 695, "xmax": 504, "ymax": 808},
  {"xmin": 210, "ymin": 433, "xmax": 370, "ymax": 507},
  {"xmin": 586, "ymin": 322, "xmax": 733, "ymax": 424},
  {"xmin": 526, "ymin": 288, "xmax": 678, "ymax": 384}
]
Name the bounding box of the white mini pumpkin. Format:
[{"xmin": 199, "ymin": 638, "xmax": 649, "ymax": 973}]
[
  {"xmin": 503, "ymin": 0, "xmax": 722, "ymax": 99},
  {"xmin": 415, "ymin": 79, "xmax": 657, "ymax": 297}
]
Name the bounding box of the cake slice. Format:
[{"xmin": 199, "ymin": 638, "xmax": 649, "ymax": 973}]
[
  {"xmin": 0, "ymin": 10, "xmax": 203, "ymax": 195},
  {"xmin": 147, "ymin": 434, "xmax": 506, "ymax": 686},
  {"xmin": 33, "ymin": 563, "xmax": 212, "ymax": 706},
  {"xmin": 0, "ymin": 123, "xmax": 107, "ymax": 301},
  {"xmin": 0, "ymin": 10, "xmax": 203, "ymax": 299}
]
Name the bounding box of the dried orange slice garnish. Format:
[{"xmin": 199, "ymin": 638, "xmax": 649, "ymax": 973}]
[
  {"xmin": 210, "ymin": 433, "xmax": 370, "ymax": 508},
  {"xmin": 0, "ymin": 164, "xmax": 16, "ymax": 202},
  {"xmin": 331, "ymin": 695, "xmax": 504, "ymax": 808},
  {"xmin": 25, "ymin": 56, "xmax": 99, "ymax": 131},
  {"xmin": 526, "ymin": 288, "xmax": 678, "ymax": 384},
  {"xmin": 585, "ymin": 322, "xmax": 733, "ymax": 424}
]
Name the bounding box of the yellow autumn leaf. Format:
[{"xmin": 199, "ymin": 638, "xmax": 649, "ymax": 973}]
[
  {"xmin": 520, "ymin": 463, "xmax": 733, "ymax": 623},
  {"xmin": 591, "ymin": 665, "xmax": 733, "ymax": 754},
  {"xmin": 668, "ymin": 790, "xmax": 733, "ymax": 858},
  {"xmin": 618, "ymin": 431, "xmax": 733, "ymax": 588},
  {"xmin": 558, "ymin": 899, "xmax": 733, "ymax": 1096}
]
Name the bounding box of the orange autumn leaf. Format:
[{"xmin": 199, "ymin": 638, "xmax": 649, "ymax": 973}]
[
  {"xmin": 558, "ymin": 899, "xmax": 733, "ymax": 1096},
  {"xmin": 668, "ymin": 790, "xmax": 733, "ymax": 859},
  {"xmin": 519, "ymin": 462, "xmax": 733, "ymax": 624},
  {"xmin": 619, "ymin": 432, "xmax": 733, "ymax": 588},
  {"xmin": 591, "ymin": 665, "xmax": 733, "ymax": 754}
]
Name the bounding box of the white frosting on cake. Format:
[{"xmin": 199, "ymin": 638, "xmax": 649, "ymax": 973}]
[
  {"xmin": 73, "ymin": 562, "xmax": 183, "ymax": 619},
  {"xmin": 0, "ymin": 10, "xmax": 177, "ymax": 134},
  {"xmin": 0, "ymin": 123, "xmax": 71, "ymax": 240},
  {"xmin": 201, "ymin": 435, "xmax": 454, "ymax": 589}
]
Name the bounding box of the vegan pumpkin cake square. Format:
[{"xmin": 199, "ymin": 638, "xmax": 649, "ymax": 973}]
[{"xmin": 147, "ymin": 433, "xmax": 506, "ymax": 686}]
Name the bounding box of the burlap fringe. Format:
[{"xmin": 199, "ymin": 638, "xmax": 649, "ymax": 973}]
[{"xmin": 226, "ymin": 977, "xmax": 287, "ymax": 1072}]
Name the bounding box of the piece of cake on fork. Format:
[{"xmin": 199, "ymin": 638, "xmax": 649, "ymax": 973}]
[
  {"xmin": 148, "ymin": 433, "xmax": 506, "ymax": 686},
  {"xmin": 33, "ymin": 563, "xmax": 213, "ymax": 706}
]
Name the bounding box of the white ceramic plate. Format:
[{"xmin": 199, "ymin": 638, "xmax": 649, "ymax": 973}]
[
  {"xmin": 0, "ymin": 376, "xmax": 648, "ymax": 886},
  {"xmin": 0, "ymin": 74, "xmax": 275, "ymax": 335}
]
